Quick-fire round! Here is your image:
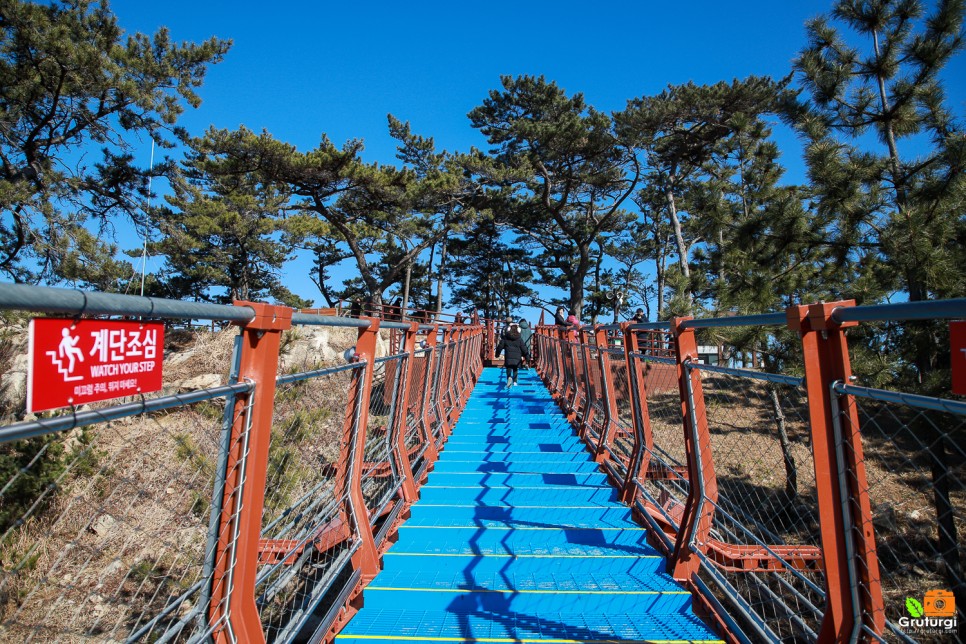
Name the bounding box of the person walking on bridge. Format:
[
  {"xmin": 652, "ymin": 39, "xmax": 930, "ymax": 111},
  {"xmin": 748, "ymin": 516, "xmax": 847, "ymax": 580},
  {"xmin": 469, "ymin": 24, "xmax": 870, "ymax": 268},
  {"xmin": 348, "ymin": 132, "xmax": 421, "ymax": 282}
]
[
  {"xmin": 496, "ymin": 322, "xmax": 530, "ymax": 388},
  {"xmin": 518, "ymin": 318, "xmax": 533, "ymax": 353}
]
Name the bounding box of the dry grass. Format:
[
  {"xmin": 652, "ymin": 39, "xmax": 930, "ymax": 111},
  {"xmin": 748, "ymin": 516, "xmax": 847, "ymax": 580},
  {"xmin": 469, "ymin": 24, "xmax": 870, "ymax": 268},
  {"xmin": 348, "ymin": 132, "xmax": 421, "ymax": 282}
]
[
  {"xmin": 0, "ymin": 324, "xmax": 376, "ymax": 642},
  {"xmin": 624, "ymin": 365, "xmax": 965, "ymax": 640}
]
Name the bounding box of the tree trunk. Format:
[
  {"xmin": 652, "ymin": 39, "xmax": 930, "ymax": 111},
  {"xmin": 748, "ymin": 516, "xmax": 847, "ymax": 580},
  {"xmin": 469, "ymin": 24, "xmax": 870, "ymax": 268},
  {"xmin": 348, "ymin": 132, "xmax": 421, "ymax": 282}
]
[
  {"xmin": 655, "ymin": 256, "xmax": 666, "ymax": 319},
  {"xmin": 666, "ymin": 184, "xmax": 690, "ymax": 281},
  {"xmin": 768, "ymin": 387, "xmax": 797, "ymax": 501},
  {"xmin": 401, "ymin": 261, "xmax": 412, "ymax": 319},
  {"xmin": 570, "ymin": 245, "xmax": 591, "ymax": 319},
  {"xmin": 435, "ymin": 232, "xmax": 448, "ymax": 315},
  {"xmin": 768, "ymin": 387, "xmax": 798, "ymax": 501}
]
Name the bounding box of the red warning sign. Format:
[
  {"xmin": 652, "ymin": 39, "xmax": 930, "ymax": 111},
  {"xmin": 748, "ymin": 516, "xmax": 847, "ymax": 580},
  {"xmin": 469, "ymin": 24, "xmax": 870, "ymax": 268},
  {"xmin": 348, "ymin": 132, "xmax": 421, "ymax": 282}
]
[
  {"xmin": 953, "ymin": 321, "xmax": 966, "ymax": 396},
  {"xmin": 28, "ymin": 318, "xmax": 164, "ymax": 413}
]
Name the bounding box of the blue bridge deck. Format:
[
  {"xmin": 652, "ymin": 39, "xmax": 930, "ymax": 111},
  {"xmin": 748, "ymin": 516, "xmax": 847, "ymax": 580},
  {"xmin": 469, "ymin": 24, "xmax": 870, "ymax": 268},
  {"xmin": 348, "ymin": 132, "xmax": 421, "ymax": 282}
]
[{"xmin": 337, "ymin": 368, "xmax": 722, "ymax": 643}]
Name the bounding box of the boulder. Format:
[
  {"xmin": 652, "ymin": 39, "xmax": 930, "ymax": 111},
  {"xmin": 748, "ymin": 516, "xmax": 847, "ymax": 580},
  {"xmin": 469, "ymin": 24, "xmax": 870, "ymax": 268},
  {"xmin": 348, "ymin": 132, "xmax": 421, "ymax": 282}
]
[
  {"xmin": 89, "ymin": 514, "xmax": 117, "ymax": 538},
  {"xmin": 177, "ymin": 374, "xmax": 223, "ymax": 392}
]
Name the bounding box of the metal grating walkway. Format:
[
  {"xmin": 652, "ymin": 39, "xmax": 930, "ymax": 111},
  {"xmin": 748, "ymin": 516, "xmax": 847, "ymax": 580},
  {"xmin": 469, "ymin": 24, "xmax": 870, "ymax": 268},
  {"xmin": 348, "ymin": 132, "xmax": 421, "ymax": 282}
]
[{"xmin": 337, "ymin": 368, "xmax": 723, "ymax": 643}]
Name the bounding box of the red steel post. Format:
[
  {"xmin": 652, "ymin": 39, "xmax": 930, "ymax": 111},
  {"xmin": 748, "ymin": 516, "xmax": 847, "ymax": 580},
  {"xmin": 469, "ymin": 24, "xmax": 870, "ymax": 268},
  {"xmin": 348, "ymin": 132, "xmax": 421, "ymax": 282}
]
[
  {"xmin": 485, "ymin": 320, "xmax": 496, "ymax": 364},
  {"xmin": 669, "ymin": 317, "xmax": 718, "ymax": 582},
  {"xmin": 620, "ymin": 323, "xmax": 655, "ymax": 504},
  {"xmin": 419, "ymin": 325, "xmax": 441, "ymax": 465},
  {"xmin": 209, "ymin": 302, "xmax": 291, "ymax": 644},
  {"xmin": 577, "ymin": 328, "xmax": 600, "ymax": 440},
  {"xmin": 788, "ymin": 301, "xmax": 885, "ymax": 641},
  {"xmin": 593, "ymin": 326, "xmax": 618, "ymax": 464},
  {"xmin": 391, "ymin": 322, "xmax": 420, "ymax": 503},
  {"xmin": 336, "ymin": 317, "xmax": 382, "ymax": 582}
]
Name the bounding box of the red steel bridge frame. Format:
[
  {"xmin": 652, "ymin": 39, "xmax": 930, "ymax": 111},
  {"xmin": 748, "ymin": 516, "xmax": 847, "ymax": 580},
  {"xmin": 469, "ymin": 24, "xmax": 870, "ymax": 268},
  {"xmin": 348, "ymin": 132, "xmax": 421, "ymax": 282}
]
[{"xmin": 527, "ymin": 299, "xmax": 957, "ymax": 643}]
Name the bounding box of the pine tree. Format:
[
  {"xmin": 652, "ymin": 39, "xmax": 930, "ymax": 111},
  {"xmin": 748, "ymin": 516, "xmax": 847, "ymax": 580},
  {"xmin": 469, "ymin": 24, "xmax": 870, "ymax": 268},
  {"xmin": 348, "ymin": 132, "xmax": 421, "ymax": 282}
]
[
  {"xmin": 469, "ymin": 75, "xmax": 639, "ymax": 317},
  {"xmin": 795, "ymin": 0, "xmax": 966, "ymax": 609},
  {"xmin": 0, "ymin": 0, "xmax": 229, "ymax": 282},
  {"xmin": 616, "ymin": 77, "xmax": 786, "ymax": 310},
  {"xmin": 447, "ymin": 213, "xmax": 534, "ymax": 320},
  {"xmin": 147, "ymin": 144, "xmax": 307, "ymax": 306}
]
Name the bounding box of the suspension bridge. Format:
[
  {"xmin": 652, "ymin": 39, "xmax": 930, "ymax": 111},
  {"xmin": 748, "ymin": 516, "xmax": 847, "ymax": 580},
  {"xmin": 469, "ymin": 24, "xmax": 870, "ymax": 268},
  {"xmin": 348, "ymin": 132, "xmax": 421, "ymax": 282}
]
[{"xmin": 0, "ymin": 283, "xmax": 962, "ymax": 643}]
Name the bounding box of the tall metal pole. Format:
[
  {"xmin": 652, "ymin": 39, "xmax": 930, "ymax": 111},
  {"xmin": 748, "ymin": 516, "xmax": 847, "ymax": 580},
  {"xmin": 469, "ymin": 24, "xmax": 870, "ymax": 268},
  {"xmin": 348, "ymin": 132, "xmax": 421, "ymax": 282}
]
[{"xmin": 139, "ymin": 140, "xmax": 155, "ymax": 297}]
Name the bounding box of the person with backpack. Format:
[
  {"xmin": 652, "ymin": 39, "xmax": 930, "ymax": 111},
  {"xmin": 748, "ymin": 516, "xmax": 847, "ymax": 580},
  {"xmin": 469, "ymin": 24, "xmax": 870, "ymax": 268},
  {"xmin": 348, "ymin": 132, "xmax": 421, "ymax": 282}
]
[
  {"xmin": 565, "ymin": 310, "xmax": 581, "ymax": 341},
  {"xmin": 496, "ymin": 321, "xmax": 530, "ymax": 388}
]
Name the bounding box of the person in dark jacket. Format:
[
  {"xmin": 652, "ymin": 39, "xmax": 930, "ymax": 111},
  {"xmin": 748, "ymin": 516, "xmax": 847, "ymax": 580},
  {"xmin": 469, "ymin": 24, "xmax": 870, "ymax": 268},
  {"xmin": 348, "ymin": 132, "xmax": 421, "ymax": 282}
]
[
  {"xmin": 553, "ymin": 306, "xmax": 568, "ymax": 328},
  {"xmin": 496, "ymin": 322, "xmax": 530, "ymax": 388}
]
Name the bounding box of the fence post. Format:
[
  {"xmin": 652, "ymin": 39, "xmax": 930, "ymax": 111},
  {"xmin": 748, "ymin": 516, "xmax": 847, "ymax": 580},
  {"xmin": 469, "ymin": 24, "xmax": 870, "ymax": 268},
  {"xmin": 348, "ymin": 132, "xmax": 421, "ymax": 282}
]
[
  {"xmin": 391, "ymin": 322, "xmax": 420, "ymax": 503},
  {"xmin": 574, "ymin": 327, "xmax": 593, "ymax": 427},
  {"xmin": 336, "ymin": 317, "xmax": 382, "ymax": 582},
  {"xmin": 535, "ymin": 328, "xmax": 547, "ymax": 378},
  {"xmin": 485, "ymin": 320, "xmax": 496, "ymax": 364},
  {"xmin": 576, "ymin": 327, "xmax": 599, "ymax": 440},
  {"xmin": 787, "ymin": 301, "xmax": 885, "ymax": 641},
  {"xmin": 419, "ymin": 325, "xmax": 441, "ymax": 465},
  {"xmin": 620, "ymin": 323, "xmax": 654, "ymax": 505},
  {"xmin": 439, "ymin": 326, "xmax": 457, "ymax": 440},
  {"xmin": 669, "ymin": 316, "xmax": 718, "ymax": 582},
  {"xmin": 592, "ymin": 326, "xmax": 618, "ymax": 464},
  {"xmin": 208, "ymin": 302, "xmax": 291, "ymax": 644}
]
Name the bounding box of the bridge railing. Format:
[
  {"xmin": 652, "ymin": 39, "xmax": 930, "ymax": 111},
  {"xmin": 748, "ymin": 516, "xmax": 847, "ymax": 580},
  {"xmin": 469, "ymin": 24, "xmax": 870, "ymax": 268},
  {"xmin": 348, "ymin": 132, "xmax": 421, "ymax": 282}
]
[
  {"xmin": 535, "ymin": 299, "xmax": 965, "ymax": 644},
  {"xmin": 0, "ymin": 283, "xmax": 482, "ymax": 643}
]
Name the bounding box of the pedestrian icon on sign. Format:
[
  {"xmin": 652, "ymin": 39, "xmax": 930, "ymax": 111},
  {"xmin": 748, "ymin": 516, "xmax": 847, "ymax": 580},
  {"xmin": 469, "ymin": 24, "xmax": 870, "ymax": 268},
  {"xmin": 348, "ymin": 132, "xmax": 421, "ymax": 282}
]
[{"xmin": 48, "ymin": 328, "xmax": 85, "ymax": 381}]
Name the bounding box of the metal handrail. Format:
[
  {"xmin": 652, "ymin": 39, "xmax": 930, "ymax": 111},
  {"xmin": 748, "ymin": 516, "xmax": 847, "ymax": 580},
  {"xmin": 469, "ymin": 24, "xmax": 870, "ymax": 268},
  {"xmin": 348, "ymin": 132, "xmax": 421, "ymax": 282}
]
[
  {"xmin": 832, "ymin": 297, "xmax": 966, "ymax": 323},
  {"xmin": 0, "ymin": 382, "xmax": 252, "ymax": 443},
  {"xmin": 0, "ymin": 282, "xmax": 445, "ymax": 331},
  {"xmin": 0, "ymin": 282, "xmax": 253, "ymax": 322},
  {"xmin": 681, "ymin": 312, "xmax": 787, "ymax": 329}
]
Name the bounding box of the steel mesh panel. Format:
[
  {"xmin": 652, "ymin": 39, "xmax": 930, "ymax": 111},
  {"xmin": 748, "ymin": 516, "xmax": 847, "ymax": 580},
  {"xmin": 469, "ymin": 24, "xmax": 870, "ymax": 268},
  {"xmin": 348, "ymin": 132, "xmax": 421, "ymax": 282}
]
[
  {"xmin": 692, "ymin": 365, "xmax": 825, "ymax": 642},
  {"xmin": 841, "ymin": 393, "xmax": 965, "ymax": 643},
  {"xmin": 257, "ymin": 361, "xmax": 362, "ymax": 642},
  {"xmin": 0, "ymin": 328, "xmax": 245, "ymax": 643}
]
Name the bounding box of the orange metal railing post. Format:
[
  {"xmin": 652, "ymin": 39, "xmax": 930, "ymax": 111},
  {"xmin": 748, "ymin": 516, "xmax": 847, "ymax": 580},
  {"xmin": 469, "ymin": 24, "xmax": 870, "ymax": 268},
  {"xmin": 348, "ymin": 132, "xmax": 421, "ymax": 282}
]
[
  {"xmin": 439, "ymin": 326, "xmax": 457, "ymax": 440},
  {"xmin": 485, "ymin": 320, "xmax": 496, "ymax": 364},
  {"xmin": 209, "ymin": 302, "xmax": 291, "ymax": 644},
  {"xmin": 419, "ymin": 325, "xmax": 441, "ymax": 465},
  {"xmin": 535, "ymin": 328, "xmax": 546, "ymax": 378},
  {"xmin": 337, "ymin": 317, "xmax": 382, "ymax": 582},
  {"xmin": 552, "ymin": 328, "xmax": 565, "ymax": 401},
  {"xmin": 576, "ymin": 328, "xmax": 599, "ymax": 440},
  {"xmin": 620, "ymin": 323, "xmax": 655, "ymax": 505},
  {"xmin": 593, "ymin": 326, "xmax": 618, "ymax": 464},
  {"xmin": 788, "ymin": 301, "xmax": 885, "ymax": 641},
  {"xmin": 669, "ymin": 316, "xmax": 718, "ymax": 582},
  {"xmin": 391, "ymin": 322, "xmax": 420, "ymax": 503}
]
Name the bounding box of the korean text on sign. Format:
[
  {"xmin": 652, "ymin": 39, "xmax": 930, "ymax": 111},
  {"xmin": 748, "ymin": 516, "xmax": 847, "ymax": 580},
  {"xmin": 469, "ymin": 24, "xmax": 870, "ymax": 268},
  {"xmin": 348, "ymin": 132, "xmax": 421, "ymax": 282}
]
[{"xmin": 28, "ymin": 319, "xmax": 165, "ymax": 413}]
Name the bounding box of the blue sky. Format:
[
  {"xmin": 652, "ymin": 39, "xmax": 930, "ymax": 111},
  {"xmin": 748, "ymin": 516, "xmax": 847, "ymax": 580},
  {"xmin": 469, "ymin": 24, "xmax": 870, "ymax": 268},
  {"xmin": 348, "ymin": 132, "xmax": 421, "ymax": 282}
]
[{"xmin": 110, "ymin": 0, "xmax": 966, "ymax": 318}]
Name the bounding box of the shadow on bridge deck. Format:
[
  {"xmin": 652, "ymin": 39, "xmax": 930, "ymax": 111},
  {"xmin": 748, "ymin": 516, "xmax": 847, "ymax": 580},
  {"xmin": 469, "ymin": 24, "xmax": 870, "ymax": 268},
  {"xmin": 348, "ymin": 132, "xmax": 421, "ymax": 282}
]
[{"xmin": 336, "ymin": 368, "xmax": 722, "ymax": 643}]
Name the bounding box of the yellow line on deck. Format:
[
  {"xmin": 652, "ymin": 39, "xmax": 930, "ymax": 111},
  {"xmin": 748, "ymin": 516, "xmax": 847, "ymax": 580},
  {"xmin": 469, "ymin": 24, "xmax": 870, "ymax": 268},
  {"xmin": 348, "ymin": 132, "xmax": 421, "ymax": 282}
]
[
  {"xmin": 365, "ymin": 587, "xmax": 688, "ymax": 595},
  {"xmin": 414, "ymin": 505, "xmax": 613, "ymax": 509},
  {"xmin": 337, "ymin": 635, "xmax": 725, "ymax": 644},
  {"xmin": 401, "ymin": 525, "xmax": 645, "ymax": 531},
  {"xmin": 382, "ymin": 553, "xmax": 659, "ymax": 559}
]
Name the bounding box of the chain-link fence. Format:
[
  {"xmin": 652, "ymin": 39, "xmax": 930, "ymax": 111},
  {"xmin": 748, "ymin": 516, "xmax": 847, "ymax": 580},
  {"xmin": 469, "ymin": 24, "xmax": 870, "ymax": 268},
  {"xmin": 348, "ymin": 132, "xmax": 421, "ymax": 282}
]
[
  {"xmin": 534, "ymin": 299, "xmax": 966, "ymax": 644},
  {"xmin": 0, "ymin": 310, "xmax": 249, "ymax": 643},
  {"xmin": 257, "ymin": 340, "xmax": 363, "ymax": 643},
  {"xmin": 0, "ymin": 285, "xmax": 484, "ymax": 644},
  {"xmin": 836, "ymin": 383, "xmax": 965, "ymax": 643},
  {"xmin": 688, "ymin": 359, "xmax": 826, "ymax": 642}
]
